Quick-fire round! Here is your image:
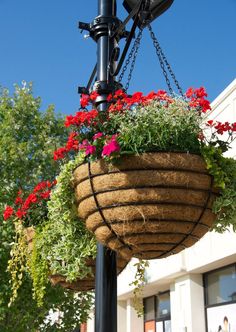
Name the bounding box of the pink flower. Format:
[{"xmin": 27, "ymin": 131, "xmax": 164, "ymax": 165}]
[
  {"xmin": 102, "ymin": 137, "xmax": 120, "ymax": 156},
  {"xmin": 85, "ymin": 145, "xmax": 96, "ymax": 156},
  {"xmin": 93, "ymin": 132, "xmax": 103, "ymax": 140},
  {"xmin": 79, "ymin": 139, "xmax": 89, "ymax": 150}
]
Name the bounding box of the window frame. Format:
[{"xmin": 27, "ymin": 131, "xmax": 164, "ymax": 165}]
[
  {"xmin": 203, "ymin": 263, "xmax": 236, "ymax": 332},
  {"xmin": 204, "ymin": 263, "xmax": 236, "ymax": 308},
  {"xmin": 143, "ymin": 291, "xmax": 171, "ymax": 332}
]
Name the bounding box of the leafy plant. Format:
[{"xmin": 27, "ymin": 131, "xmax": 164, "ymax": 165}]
[
  {"xmin": 201, "ymin": 145, "xmax": 236, "ymax": 232},
  {"xmin": 129, "ymin": 259, "xmax": 149, "ymax": 317},
  {"xmin": 44, "ymin": 152, "xmax": 97, "ymax": 281},
  {"xmin": 7, "ymin": 222, "xmax": 29, "ymax": 306},
  {"xmin": 6, "ymin": 152, "xmax": 96, "ymax": 324}
]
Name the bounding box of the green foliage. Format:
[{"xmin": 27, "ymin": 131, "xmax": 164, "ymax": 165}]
[
  {"xmin": 7, "ymin": 223, "xmax": 28, "ymax": 307},
  {"xmin": 44, "ymin": 153, "xmax": 97, "ymax": 280},
  {"xmin": 0, "ymin": 82, "xmax": 67, "ymax": 205},
  {"xmin": 29, "ymin": 227, "xmax": 50, "ymax": 307},
  {"xmin": 108, "ymin": 98, "xmax": 201, "ymax": 154},
  {"xmin": 129, "ymin": 259, "xmax": 149, "ymax": 317},
  {"xmin": 201, "ymin": 145, "xmax": 236, "ymax": 232},
  {"xmin": 27, "ymin": 153, "xmax": 96, "ymax": 320}
]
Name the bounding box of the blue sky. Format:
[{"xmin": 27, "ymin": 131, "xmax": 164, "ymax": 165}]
[{"xmin": 0, "ymin": 0, "xmax": 235, "ymax": 115}]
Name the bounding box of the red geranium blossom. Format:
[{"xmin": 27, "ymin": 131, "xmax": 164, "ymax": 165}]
[{"xmin": 3, "ymin": 206, "xmax": 14, "ymax": 220}]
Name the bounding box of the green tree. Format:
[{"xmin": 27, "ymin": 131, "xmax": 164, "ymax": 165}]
[{"xmin": 0, "ymin": 83, "xmax": 88, "ymax": 331}]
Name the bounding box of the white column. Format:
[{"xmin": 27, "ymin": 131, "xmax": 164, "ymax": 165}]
[
  {"xmin": 87, "ymin": 310, "xmax": 95, "ymax": 332},
  {"xmin": 127, "ymin": 298, "xmax": 144, "ymax": 332},
  {"xmin": 170, "ymin": 274, "xmax": 205, "ymax": 332},
  {"xmin": 118, "ymin": 300, "xmax": 127, "ymax": 332}
]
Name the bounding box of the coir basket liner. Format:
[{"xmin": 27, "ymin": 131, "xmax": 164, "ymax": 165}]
[
  {"xmin": 25, "ymin": 227, "xmax": 128, "ymax": 291},
  {"xmin": 74, "ymin": 152, "xmax": 218, "ymax": 261}
]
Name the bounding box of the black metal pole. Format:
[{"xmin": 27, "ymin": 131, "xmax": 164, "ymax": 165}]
[{"xmin": 94, "ymin": 1, "xmax": 117, "ymax": 332}]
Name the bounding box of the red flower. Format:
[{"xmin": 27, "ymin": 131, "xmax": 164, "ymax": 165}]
[
  {"xmin": 54, "ymin": 147, "xmax": 67, "ymax": 160},
  {"xmin": 207, "ymin": 120, "xmax": 214, "ymax": 127},
  {"xmin": 195, "ymin": 87, "xmax": 207, "ymax": 98},
  {"xmin": 65, "ymin": 132, "xmax": 79, "ymax": 152},
  {"xmin": 40, "ymin": 191, "xmax": 51, "ymax": 199},
  {"xmin": 129, "ymin": 92, "xmax": 143, "ymax": 104},
  {"xmin": 3, "ymin": 206, "xmax": 14, "ymax": 220},
  {"xmin": 22, "ymin": 193, "xmax": 38, "ymax": 211},
  {"xmin": 145, "ymin": 91, "xmax": 157, "ymax": 101},
  {"xmin": 107, "ymin": 94, "xmax": 113, "ymax": 102},
  {"xmin": 16, "ymin": 209, "xmax": 27, "ymax": 219},
  {"xmin": 33, "ymin": 182, "xmax": 47, "ymax": 192},
  {"xmin": 198, "ymin": 98, "xmax": 211, "ymax": 112},
  {"xmin": 90, "ymin": 91, "xmax": 99, "ymax": 101},
  {"xmin": 15, "ymin": 196, "xmax": 23, "ymax": 205},
  {"xmin": 186, "ymin": 87, "xmax": 194, "ymax": 98},
  {"xmin": 80, "ymin": 94, "xmax": 90, "ymax": 108},
  {"xmin": 156, "ymin": 90, "xmax": 168, "ymax": 100},
  {"xmin": 64, "ymin": 115, "xmax": 74, "ymax": 127},
  {"xmin": 114, "ymin": 89, "xmax": 127, "ymax": 99}
]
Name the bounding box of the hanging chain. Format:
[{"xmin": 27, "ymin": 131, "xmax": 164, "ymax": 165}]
[
  {"xmin": 118, "ymin": 27, "xmax": 143, "ymax": 91},
  {"xmin": 147, "ymin": 23, "xmax": 185, "ymax": 98}
]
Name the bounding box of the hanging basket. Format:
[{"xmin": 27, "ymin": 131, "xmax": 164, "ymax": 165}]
[
  {"xmin": 74, "ymin": 152, "xmax": 218, "ymax": 260},
  {"xmin": 49, "ymin": 255, "xmax": 128, "ymax": 292},
  {"xmin": 24, "ymin": 227, "xmax": 128, "ymax": 292}
]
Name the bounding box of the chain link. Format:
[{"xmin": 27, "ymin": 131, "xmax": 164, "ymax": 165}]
[
  {"xmin": 147, "ymin": 23, "xmax": 185, "ymax": 98},
  {"xmin": 118, "ymin": 27, "xmax": 143, "ymax": 91}
]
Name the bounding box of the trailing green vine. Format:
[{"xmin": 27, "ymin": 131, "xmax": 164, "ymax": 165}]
[
  {"xmin": 7, "ymin": 222, "xmax": 28, "ymax": 306},
  {"xmin": 129, "ymin": 259, "xmax": 149, "ymax": 317},
  {"xmin": 201, "ymin": 145, "xmax": 236, "ymax": 232},
  {"xmin": 28, "ymin": 152, "xmax": 97, "ymax": 307},
  {"xmin": 28, "ymin": 227, "xmax": 50, "ymax": 307}
]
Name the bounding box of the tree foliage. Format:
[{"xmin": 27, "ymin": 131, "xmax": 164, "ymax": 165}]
[{"xmin": 0, "ymin": 82, "xmax": 85, "ymax": 331}]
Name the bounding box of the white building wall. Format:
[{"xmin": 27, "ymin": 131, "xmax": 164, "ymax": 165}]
[
  {"xmin": 118, "ymin": 301, "xmax": 127, "ymax": 332},
  {"xmin": 126, "ymin": 299, "xmax": 143, "ymax": 332}
]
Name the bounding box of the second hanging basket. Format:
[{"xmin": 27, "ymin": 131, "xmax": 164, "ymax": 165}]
[
  {"xmin": 74, "ymin": 152, "xmax": 218, "ymax": 260},
  {"xmin": 25, "ymin": 227, "xmax": 128, "ymax": 292},
  {"xmin": 49, "ymin": 255, "xmax": 128, "ymax": 291}
]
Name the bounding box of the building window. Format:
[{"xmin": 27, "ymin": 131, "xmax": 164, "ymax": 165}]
[
  {"xmin": 144, "ymin": 296, "xmax": 155, "ymax": 322},
  {"xmin": 205, "ymin": 264, "xmax": 236, "ymax": 306},
  {"xmin": 144, "ymin": 292, "xmax": 171, "ymax": 332},
  {"xmin": 204, "ymin": 264, "xmax": 236, "ymax": 332}
]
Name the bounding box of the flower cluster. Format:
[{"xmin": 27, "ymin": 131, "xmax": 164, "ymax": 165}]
[
  {"xmin": 186, "ymin": 87, "xmax": 211, "ymax": 113},
  {"xmin": 207, "ymin": 120, "xmax": 236, "ymax": 135},
  {"xmin": 53, "ymin": 87, "xmax": 235, "ymax": 162},
  {"xmin": 3, "ymin": 180, "xmax": 56, "ymax": 226}
]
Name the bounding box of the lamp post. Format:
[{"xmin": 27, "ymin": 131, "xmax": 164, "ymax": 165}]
[
  {"xmin": 93, "ymin": 1, "xmax": 119, "ymax": 332},
  {"xmin": 79, "ymin": 1, "xmax": 175, "ymax": 331}
]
